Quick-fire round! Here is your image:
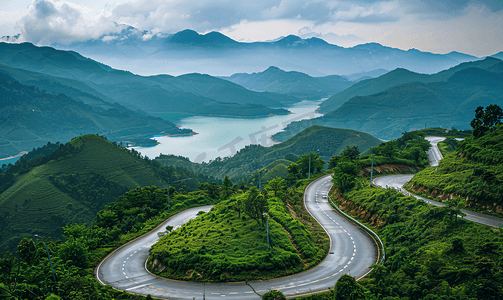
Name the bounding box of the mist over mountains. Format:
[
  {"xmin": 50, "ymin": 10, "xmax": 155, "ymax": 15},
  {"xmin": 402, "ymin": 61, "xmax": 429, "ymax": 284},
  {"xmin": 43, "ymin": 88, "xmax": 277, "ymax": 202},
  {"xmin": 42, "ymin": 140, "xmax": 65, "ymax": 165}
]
[{"xmin": 51, "ymin": 27, "xmax": 490, "ymax": 77}]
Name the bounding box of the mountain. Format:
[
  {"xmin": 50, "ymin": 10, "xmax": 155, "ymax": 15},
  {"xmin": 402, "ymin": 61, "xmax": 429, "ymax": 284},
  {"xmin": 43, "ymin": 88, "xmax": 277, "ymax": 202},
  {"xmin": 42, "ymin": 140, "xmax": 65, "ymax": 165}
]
[
  {"xmin": 0, "ymin": 42, "xmax": 291, "ymax": 117},
  {"xmin": 155, "ymin": 126, "xmax": 382, "ymax": 182},
  {"xmin": 342, "ymin": 69, "xmax": 389, "ymax": 82},
  {"xmin": 51, "ymin": 28, "xmax": 468, "ymax": 77},
  {"xmin": 491, "ymin": 51, "xmax": 503, "ymax": 60},
  {"xmin": 220, "ymin": 66, "xmax": 353, "ymax": 100},
  {"xmin": 0, "ymin": 134, "xmax": 215, "ymax": 250},
  {"xmin": 0, "ymin": 73, "xmax": 193, "ymax": 158},
  {"xmin": 443, "ymin": 51, "xmax": 480, "ymax": 63},
  {"xmin": 318, "ymin": 57, "xmax": 503, "ymax": 113},
  {"xmin": 149, "ymin": 72, "xmax": 298, "ymax": 107},
  {"xmin": 273, "ymin": 59, "xmax": 503, "ymax": 141}
]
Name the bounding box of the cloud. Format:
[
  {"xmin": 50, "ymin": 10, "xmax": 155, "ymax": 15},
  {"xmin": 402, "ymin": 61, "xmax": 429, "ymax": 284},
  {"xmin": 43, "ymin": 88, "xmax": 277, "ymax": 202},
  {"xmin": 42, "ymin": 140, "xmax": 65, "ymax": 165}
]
[
  {"xmin": 298, "ymin": 28, "xmax": 366, "ymax": 47},
  {"xmin": 17, "ymin": 0, "xmax": 120, "ymax": 44},
  {"xmin": 400, "ymin": 0, "xmax": 503, "ymax": 19}
]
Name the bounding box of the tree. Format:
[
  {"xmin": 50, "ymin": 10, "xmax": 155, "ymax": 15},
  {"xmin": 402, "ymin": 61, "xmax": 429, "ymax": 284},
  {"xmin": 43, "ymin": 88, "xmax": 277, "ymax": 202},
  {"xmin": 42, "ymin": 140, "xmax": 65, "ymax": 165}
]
[
  {"xmin": 332, "ymin": 162, "xmax": 359, "ymax": 193},
  {"xmin": 222, "ymin": 176, "xmax": 233, "ymax": 199},
  {"xmin": 262, "ymin": 290, "xmax": 286, "ymax": 300},
  {"xmin": 471, "ymin": 104, "xmax": 503, "ymax": 137},
  {"xmin": 266, "ymin": 177, "xmax": 287, "ymax": 198},
  {"xmin": 334, "ymin": 274, "xmax": 366, "ymax": 300},
  {"xmin": 341, "ymin": 145, "xmax": 360, "ymax": 161},
  {"xmin": 58, "ymin": 239, "xmax": 90, "ymax": 269},
  {"xmin": 243, "ymin": 187, "xmax": 269, "ymax": 226},
  {"xmin": 298, "ymin": 153, "xmax": 325, "ymax": 178}
]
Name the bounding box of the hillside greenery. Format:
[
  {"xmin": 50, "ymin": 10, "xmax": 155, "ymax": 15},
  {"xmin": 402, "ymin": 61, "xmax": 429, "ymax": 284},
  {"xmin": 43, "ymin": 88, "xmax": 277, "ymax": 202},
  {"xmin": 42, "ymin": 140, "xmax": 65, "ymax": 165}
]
[
  {"xmin": 318, "ymin": 57, "xmax": 503, "ymax": 113},
  {"xmin": 0, "ymin": 185, "xmax": 218, "ymax": 300},
  {"xmin": 0, "ymin": 134, "xmax": 216, "ymax": 251},
  {"xmin": 155, "ymin": 126, "xmax": 382, "ymax": 183},
  {"xmin": 148, "ymin": 177, "xmax": 329, "ymax": 281},
  {"xmin": 295, "ymin": 164, "xmax": 503, "ymax": 299},
  {"xmin": 274, "ymin": 58, "xmax": 503, "ymax": 141},
  {"xmin": 0, "ymin": 72, "xmax": 193, "ymax": 158},
  {"xmin": 406, "ymin": 123, "xmax": 503, "ymax": 217},
  {"xmin": 0, "ymin": 43, "xmax": 292, "ymax": 119}
]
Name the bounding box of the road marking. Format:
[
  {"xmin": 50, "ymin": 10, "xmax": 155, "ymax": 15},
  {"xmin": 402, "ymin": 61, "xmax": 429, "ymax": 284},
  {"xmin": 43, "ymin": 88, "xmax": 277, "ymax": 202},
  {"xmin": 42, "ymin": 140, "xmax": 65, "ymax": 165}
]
[{"xmin": 127, "ymin": 283, "xmax": 150, "ymax": 290}]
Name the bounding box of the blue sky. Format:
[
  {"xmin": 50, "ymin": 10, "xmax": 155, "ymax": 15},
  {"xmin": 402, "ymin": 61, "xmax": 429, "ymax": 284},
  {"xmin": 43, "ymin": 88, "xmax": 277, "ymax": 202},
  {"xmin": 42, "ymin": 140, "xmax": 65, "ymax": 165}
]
[{"xmin": 1, "ymin": 0, "xmax": 502, "ymax": 56}]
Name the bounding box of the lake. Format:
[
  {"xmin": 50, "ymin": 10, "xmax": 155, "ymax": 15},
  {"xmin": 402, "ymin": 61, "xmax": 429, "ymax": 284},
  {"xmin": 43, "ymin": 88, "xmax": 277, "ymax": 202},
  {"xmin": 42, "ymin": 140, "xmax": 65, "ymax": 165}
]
[{"xmin": 133, "ymin": 100, "xmax": 324, "ymax": 163}]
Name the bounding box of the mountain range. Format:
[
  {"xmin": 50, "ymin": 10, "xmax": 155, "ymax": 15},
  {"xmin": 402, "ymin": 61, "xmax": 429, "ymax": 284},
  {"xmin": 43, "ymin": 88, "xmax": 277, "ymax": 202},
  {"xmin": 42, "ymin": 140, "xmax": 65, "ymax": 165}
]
[
  {"xmin": 273, "ymin": 57, "xmax": 503, "ymax": 141},
  {"xmin": 0, "ymin": 42, "xmax": 301, "ymax": 157},
  {"xmin": 220, "ymin": 66, "xmax": 353, "ymax": 100},
  {"xmin": 50, "ymin": 28, "xmax": 493, "ymax": 77}
]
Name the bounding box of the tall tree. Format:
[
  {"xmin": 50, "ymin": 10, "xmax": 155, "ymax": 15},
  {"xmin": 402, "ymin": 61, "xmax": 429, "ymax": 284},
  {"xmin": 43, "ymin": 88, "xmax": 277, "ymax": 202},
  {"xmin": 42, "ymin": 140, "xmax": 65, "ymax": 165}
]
[
  {"xmin": 471, "ymin": 104, "xmax": 503, "ymax": 137},
  {"xmin": 243, "ymin": 187, "xmax": 269, "ymax": 226}
]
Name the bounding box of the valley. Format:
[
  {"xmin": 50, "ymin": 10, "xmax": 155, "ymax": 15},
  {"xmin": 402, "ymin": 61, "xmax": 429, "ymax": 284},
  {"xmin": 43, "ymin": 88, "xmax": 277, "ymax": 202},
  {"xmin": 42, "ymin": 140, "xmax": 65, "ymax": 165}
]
[{"xmin": 1, "ymin": 20, "xmax": 503, "ymax": 300}]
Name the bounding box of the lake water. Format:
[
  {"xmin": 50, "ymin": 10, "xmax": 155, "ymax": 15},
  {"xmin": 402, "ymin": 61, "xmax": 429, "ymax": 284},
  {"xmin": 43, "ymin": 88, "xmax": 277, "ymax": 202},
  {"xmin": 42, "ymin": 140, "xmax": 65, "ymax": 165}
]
[{"xmin": 133, "ymin": 100, "xmax": 324, "ymax": 163}]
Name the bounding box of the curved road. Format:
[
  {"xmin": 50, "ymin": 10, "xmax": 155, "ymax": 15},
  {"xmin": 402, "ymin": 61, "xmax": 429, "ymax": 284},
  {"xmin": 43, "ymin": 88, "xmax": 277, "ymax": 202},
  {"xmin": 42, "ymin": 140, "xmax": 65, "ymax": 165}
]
[
  {"xmin": 96, "ymin": 175, "xmax": 377, "ymax": 299},
  {"xmin": 373, "ymin": 136, "xmax": 503, "ymax": 228}
]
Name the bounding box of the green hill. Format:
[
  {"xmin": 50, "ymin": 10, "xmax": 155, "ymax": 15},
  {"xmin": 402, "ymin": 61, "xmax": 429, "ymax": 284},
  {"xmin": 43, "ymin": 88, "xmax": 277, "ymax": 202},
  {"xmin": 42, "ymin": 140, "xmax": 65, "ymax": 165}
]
[
  {"xmin": 275, "ymin": 60, "xmax": 503, "ymax": 141},
  {"xmin": 155, "ymin": 126, "xmax": 382, "ymax": 182},
  {"xmin": 318, "ymin": 57, "xmax": 503, "ymax": 113},
  {"xmin": 0, "ymin": 42, "xmax": 290, "ymax": 117},
  {"xmin": 221, "ymin": 66, "xmax": 353, "ymax": 100},
  {"xmin": 0, "ymin": 73, "xmax": 192, "ymax": 158},
  {"xmin": 407, "ymin": 124, "xmax": 503, "ymax": 217},
  {"xmin": 0, "ymin": 134, "xmax": 214, "ymax": 250}
]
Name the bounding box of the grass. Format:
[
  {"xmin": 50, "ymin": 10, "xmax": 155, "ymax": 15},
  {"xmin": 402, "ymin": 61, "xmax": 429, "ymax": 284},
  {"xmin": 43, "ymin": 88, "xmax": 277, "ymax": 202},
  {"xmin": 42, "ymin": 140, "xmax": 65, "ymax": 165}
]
[
  {"xmin": 148, "ymin": 175, "xmax": 330, "ymax": 282},
  {"xmin": 406, "ymin": 126, "xmax": 503, "ymax": 217},
  {"xmin": 0, "ymin": 135, "xmax": 176, "ymax": 250}
]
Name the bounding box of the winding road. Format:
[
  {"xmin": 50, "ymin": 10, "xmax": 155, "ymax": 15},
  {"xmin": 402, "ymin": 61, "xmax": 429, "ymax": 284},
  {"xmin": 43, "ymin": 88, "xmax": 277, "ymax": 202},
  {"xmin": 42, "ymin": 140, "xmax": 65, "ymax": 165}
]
[
  {"xmin": 373, "ymin": 137, "xmax": 503, "ymax": 228},
  {"xmin": 96, "ymin": 175, "xmax": 378, "ymax": 299}
]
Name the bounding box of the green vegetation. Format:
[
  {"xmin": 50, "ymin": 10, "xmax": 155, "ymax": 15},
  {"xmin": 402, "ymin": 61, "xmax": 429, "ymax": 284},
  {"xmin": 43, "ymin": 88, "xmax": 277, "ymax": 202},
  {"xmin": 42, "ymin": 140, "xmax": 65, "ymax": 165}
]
[
  {"xmin": 274, "ymin": 57, "xmax": 503, "ymax": 141},
  {"xmin": 0, "ymin": 72, "xmax": 192, "ymax": 158},
  {"xmin": 318, "ymin": 57, "xmax": 503, "ymax": 114},
  {"xmin": 321, "ymin": 176, "xmax": 503, "ymax": 300},
  {"xmin": 148, "ymin": 176, "xmax": 330, "ymax": 281},
  {"xmin": 0, "ymin": 185, "xmax": 218, "ymax": 300},
  {"xmin": 262, "ymin": 290, "xmax": 287, "ymax": 300},
  {"xmin": 157, "ymin": 126, "xmax": 382, "ymax": 182},
  {"xmin": 407, "ymin": 123, "xmax": 503, "ymax": 217},
  {"xmin": 415, "ymin": 127, "xmax": 472, "ymax": 138},
  {"xmin": 0, "ymin": 134, "xmax": 216, "ymax": 251},
  {"xmin": 0, "ymin": 42, "xmax": 291, "ymax": 121},
  {"xmin": 222, "ymin": 66, "xmax": 353, "ymax": 100}
]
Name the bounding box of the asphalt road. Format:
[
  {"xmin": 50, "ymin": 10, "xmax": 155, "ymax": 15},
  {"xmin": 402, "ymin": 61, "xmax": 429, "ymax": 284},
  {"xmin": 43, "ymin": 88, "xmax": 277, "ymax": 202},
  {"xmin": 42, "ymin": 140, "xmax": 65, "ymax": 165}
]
[
  {"xmin": 373, "ymin": 136, "xmax": 503, "ymax": 228},
  {"xmin": 96, "ymin": 174, "xmax": 378, "ymax": 299}
]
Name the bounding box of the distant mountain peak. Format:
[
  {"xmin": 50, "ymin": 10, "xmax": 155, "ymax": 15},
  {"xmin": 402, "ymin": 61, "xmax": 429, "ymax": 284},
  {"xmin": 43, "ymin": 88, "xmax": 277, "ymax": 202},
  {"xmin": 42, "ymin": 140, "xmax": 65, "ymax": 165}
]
[{"xmin": 169, "ymin": 29, "xmax": 238, "ymax": 46}]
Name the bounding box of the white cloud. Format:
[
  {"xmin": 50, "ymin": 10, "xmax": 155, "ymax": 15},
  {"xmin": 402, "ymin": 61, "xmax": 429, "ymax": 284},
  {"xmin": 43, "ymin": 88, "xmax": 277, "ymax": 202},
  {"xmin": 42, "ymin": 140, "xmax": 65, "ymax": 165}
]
[
  {"xmin": 16, "ymin": 0, "xmax": 121, "ymax": 44},
  {"xmin": 7, "ymin": 0, "xmax": 503, "ymax": 56}
]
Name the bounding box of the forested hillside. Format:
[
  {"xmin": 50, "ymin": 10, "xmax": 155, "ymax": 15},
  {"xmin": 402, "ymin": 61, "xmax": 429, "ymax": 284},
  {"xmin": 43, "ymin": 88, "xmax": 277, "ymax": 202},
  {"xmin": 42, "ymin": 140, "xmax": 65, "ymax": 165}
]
[
  {"xmin": 0, "ymin": 134, "xmax": 215, "ymax": 251},
  {"xmin": 0, "ymin": 42, "xmax": 292, "ymax": 118},
  {"xmin": 407, "ymin": 123, "xmax": 503, "ymax": 217},
  {"xmin": 274, "ymin": 58, "xmax": 503, "ymax": 141},
  {"xmin": 155, "ymin": 126, "xmax": 382, "ymax": 182},
  {"xmin": 221, "ymin": 66, "xmax": 353, "ymax": 100},
  {"xmin": 0, "ymin": 185, "xmax": 219, "ymax": 300},
  {"xmin": 318, "ymin": 57, "xmax": 501, "ymax": 113},
  {"xmin": 0, "ymin": 73, "xmax": 192, "ymax": 157}
]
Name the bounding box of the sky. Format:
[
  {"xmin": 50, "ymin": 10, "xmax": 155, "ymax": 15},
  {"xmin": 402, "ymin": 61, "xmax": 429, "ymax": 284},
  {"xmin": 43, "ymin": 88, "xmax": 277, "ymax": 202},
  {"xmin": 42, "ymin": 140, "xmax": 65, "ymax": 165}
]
[{"xmin": 1, "ymin": 0, "xmax": 502, "ymax": 56}]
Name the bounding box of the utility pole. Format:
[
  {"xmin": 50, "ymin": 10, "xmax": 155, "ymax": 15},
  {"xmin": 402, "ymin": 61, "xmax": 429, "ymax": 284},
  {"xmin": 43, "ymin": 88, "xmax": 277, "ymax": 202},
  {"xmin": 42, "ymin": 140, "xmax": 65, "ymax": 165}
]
[
  {"xmin": 263, "ymin": 213, "xmax": 270, "ymax": 248},
  {"xmin": 34, "ymin": 234, "xmax": 56, "ymax": 283},
  {"xmin": 370, "ymin": 154, "xmax": 374, "ymax": 186}
]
